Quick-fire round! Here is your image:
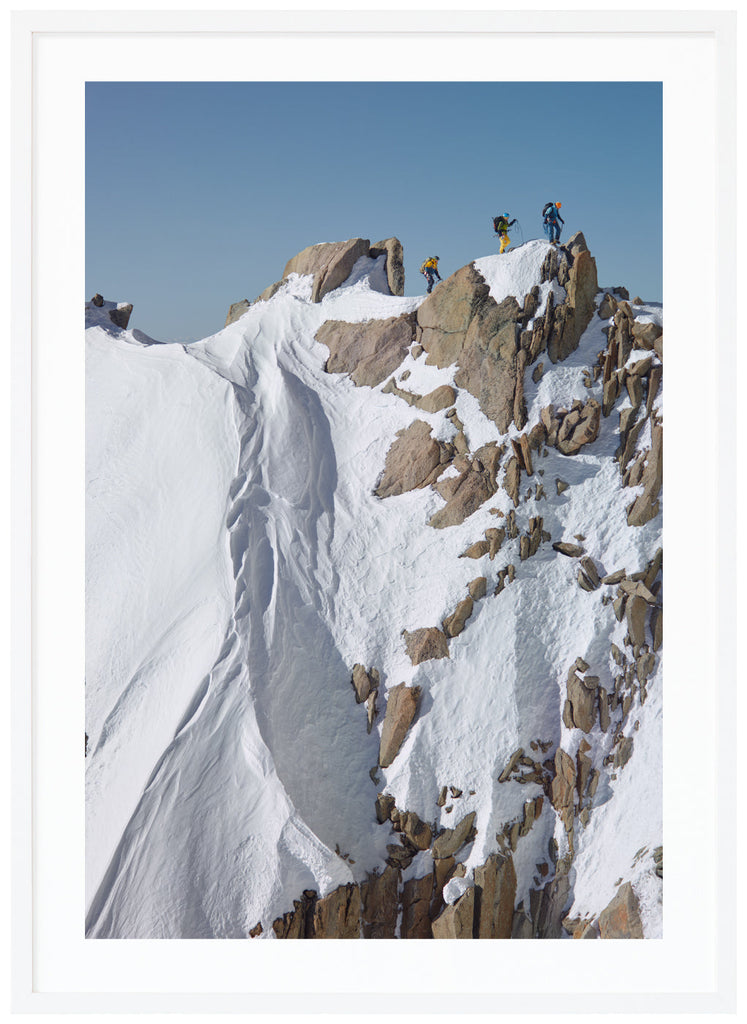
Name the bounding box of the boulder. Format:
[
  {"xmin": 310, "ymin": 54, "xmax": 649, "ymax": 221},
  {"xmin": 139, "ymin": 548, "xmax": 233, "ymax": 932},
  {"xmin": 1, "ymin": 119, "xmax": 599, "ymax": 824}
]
[
  {"xmin": 317, "ymin": 312, "xmax": 415, "ymax": 388},
  {"xmin": 598, "ymin": 882, "xmax": 644, "ymax": 939},
  {"xmin": 376, "ymin": 420, "xmax": 446, "ymax": 498},
  {"xmin": 284, "ymin": 237, "xmax": 371, "ymax": 302},
  {"xmin": 225, "ymin": 299, "xmax": 250, "ymax": 326},
  {"xmin": 553, "ymin": 541, "xmax": 585, "ymax": 557},
  {"xmin": 91, "ymin": 293, "xmax": 104, "ymax": 307},
  {"xmin": 379, "ymin": 684, "xmax": 422, "ymax": 768},
  {"xmin": 417, "ymin": 384, "xmax": 456, "ymax": 413},
  {"xmin": 369, "ymin": 237, "xmax": 405, "ymax": 296},
  {"xmin": 555, "ymin": 399, "xmax": 601, "ymax": 455},
  {"xmin": 403, "ymin": 627, "xmax": 449, "ymax": 665},
  {"xmin": 627, "ymin": 424, "xmax": 663, "ymax": 526},
  {"xmin": 351, "ymin": 664, "xmax": 379, "ymax": 704},
  {"xmin": 468, "ymin": 577, "xmax": 487, "ymax": 600}
]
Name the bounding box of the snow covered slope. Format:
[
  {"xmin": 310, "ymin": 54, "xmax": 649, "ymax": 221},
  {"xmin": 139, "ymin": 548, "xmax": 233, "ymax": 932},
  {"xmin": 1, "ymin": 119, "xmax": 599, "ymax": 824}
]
[{"xmin": 85, "ymin": 239, "xmax": 663, "ymax": 939}]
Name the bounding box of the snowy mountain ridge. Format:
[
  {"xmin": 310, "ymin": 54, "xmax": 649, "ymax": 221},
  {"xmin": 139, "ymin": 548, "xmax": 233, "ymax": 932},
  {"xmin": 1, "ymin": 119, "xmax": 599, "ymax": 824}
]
[{"xmin": 85, "ymin": 233, "xmax": 663, "ymax": 939}]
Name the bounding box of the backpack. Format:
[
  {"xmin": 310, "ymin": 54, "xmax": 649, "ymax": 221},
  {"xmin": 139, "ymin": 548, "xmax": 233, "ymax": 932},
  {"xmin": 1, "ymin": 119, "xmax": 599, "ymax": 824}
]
[
  {"xmin": 420, "ymin": 258, "xmax": 437, "ymax": 274},
  {"xmin": 493, "ymin": 216, "xmax": 507, "ymax": 233},
  {"xmin": 542, "ymin": 202, "xmax": 556, "ymax": 220}
]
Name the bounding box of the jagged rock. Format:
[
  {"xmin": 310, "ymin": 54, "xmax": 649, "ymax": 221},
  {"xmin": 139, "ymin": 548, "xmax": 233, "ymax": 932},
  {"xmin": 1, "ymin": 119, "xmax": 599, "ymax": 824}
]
[
  {"xmin": 399, "ymin": 811, "xmax": 433, "ymax": 851},
  {"xmin": 566, "ymin": 670, "xmax": 597, "ymax": 732},
  {"xmin": 468, "ymin": 576, "xmax": 487, "ymax": 600},
  {"xmin": 532, "ymin": 361, "xmax": 545, "ymax": 383},
  {"xmin": 579, "ymin": 557, "xmax": 600, "ymax": 588},
  {"xmin": 556, "ymin": 399, "xmax": 601, "ymax": 455},
  {"xmin": 284, "ymin": 237, "xmax": 371, "ymax": 303},
  {"xmin": 403, "ymin": 627, "xmax": 449, "ymax": 665},
  {"xmin": 375, "ymin": 793, "xmax": 396, "ymax": 824},
  {"xmin": 598, "ymin": 882, "xmax": 643, "ymax": 938},
  {"xmin": 432, "ymin": 887, "xmax": 474, "ymax": 938},
  {"xmin": 109, "ymin": 304, "xmax": 133, "ymax": 329},
  {"xmin": 272, "ymin": 890, "xmax": 317, "ymax": 938},
  {"xmin": 614, "ymin": 736, "xmax": 634, "ymax": 769},
  {"xmin": 553, "ymin": 541, "xmax": 584, "ymax": 557},
  {"xmin": 631, "ymin": 320, "xmax": 662, "ymax": 348},
  {"xmin": 376, "ymin": 420, "xmax": 445, "ymax": 498},
  {"xmin": 429, "ymin": 461, "xmax": 496, "ymax": 529},
  {"xmin": 619, "ymin": 579, "xmax": 657, "ymax": 603},
  {"xmin": 598, "ymin": 293, "xmax": 618, "ymax": 319},
  {"xmin": 400, "ymin": 874, "xmax": 433, "ymax": 938},
  {"xmin": 378, "ymin": 683, "xmax": 421, "ymax": 767},
  {"xmin": 313, "ymin": 884, "xmax": 361, "ymax": 938},
  {"xmin": 361, "ymin": 866, "xmax": 399, "ymax": 938},
  {"xmin": 382, "ymin": 377, "xmax": 420, "ymax": 406},
  {"xmin": 432, "ymin": 811, "xmax": 477, "ymax": 859},
  {"xmin": 254, "ymin": 279, "xmax": 284, "ymax": 303},
  {"xmin": 369, "ymin": 237, "xmax": 405, "ymax": 296},
  {"xmin": 598, "ymin": 687, "xmax": 610, "ymax": 731},
  {"xmin": 417, "ymin": 263, "xmax": 489, "ymax": 365},
  {"xmin": 417, "ymin": 384, "xmax": 456, "ymax": 413},
  {"xmin": 503, "ymin": 456, "xmax": 521, "ymax": 506},
  {"xmin": 602, "ymin": 569, "xmax": 626, "ymax": 585},
  {"xmin": 366, "ymin": 691, "xmax": 378, "ymax": 733},
  {"xmin": 483, "ymin": 527, "xmax": 505, "ymax": 560},
  {"xmin": 317, "ymin": 312, "xmax": 415, "ymax": 388},
  {"xmin": 474, "ymin": 854, "xmax": 517, "ymax": 938},
  {"xmin": 627, "ymin": 424, "xmax": 663, "ymax": 526},
  {"xmin": 626, "ymin": 595, "xmax": 648, "ymax": 647},
  {"xmin": 351, "ymin": 664, "xmax": 379, "ymax": 703},
  {"xmin": 650, "ymin": 606, "xmax": 663, "ymax": 651},
  {"xmin": 225, "ymin": 299, "xmax": 250, "ymax": 326},
  {"xmin": 249, "ymin": 921, "xmax": 263, "ymax": 938},
  {"xmin": 442, "ymin": 597, "xmax": 474, "ymax": 638},
  {"xmin": 91, "ymin": 293, "xmax": 104, "ymax": 307}
]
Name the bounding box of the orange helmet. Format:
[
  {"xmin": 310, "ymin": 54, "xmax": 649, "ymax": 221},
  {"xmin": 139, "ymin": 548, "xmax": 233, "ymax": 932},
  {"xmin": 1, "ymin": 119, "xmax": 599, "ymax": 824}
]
[{"xmin": 556, "ymin": 202, "xmax": 562, "ymax": 208}]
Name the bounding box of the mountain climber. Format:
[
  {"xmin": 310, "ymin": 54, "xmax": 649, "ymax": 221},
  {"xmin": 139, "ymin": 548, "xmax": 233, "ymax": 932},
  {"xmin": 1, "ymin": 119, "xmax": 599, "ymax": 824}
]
[
  {"xmin": 542, "ymin": 202, "xmax": 564, "ymax": 244},
  {"xmin": 493, "ymin": 213, "xmax": 516, "ymax": 254},
  {"xmin": 420, "ymin": 256, "xmax": 442, "ymax": 294}
]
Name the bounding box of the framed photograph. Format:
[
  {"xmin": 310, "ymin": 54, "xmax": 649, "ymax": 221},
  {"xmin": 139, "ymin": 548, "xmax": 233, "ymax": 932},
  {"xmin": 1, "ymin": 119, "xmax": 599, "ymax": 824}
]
[{"xmin": 10, "ymin": 4, "xmax": 737, "ymax": 1015}]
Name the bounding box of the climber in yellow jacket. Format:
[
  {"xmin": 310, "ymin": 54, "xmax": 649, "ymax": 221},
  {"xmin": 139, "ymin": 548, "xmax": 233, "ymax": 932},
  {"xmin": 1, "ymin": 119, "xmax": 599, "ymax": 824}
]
[
  {"xmin": 493, "ymin": 213, "xmax": 516, "ymax": 254},
  {"xmin": 420, "ymin": 256, "xmax": 442, "ymax": 294}
]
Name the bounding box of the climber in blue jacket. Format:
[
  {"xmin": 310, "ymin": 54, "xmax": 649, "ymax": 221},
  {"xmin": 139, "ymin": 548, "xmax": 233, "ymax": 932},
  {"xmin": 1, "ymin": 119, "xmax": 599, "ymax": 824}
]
[{"xmin": 542, "ymin": 202, "xmax": 564, "ymax": 244}]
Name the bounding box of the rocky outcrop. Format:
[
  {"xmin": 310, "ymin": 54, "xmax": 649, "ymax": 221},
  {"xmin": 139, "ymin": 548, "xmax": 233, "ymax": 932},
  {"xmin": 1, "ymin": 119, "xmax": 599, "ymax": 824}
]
[
  {"xmin": 442, "ymin": 597, "xmax": 474, "ymax": 638},
  {"xmin": 369, "ymin": 237, "xmax": 405, "ymax": 297},
  {"xmin": 541, "ymin": 399, "xmax": 601, "ymax": 456},
  {"xmin": 317, "ymin": 312, "xmax": 416, "ymax": 388},
  {"xmin": 431, "ymin": 887, "xmax": 475, "ymax": 938},
  {"xmin": 429, "ymin": 459, "xmax": 497, "ymax": 529},
  {"xmin": 375, "ymin": 420, "xmax": 450, "ymax": 498},
  {"xmin": 379, "ymin": 683, "xmax": 421, "ymax": 767},
  {"xmin": 108, "ymin": 303, "xmax": 133, "ymax": 329},
  {"xmin": 403, "ymin": 627, "xmax": 449, "ymax": 665},
  {"xmin": 225, "ymin": 299, "xmax": 251, "ymax": 327},
  {"xmin": 284, "ymin": 237, "xmax": 371, "ymax": 303}
]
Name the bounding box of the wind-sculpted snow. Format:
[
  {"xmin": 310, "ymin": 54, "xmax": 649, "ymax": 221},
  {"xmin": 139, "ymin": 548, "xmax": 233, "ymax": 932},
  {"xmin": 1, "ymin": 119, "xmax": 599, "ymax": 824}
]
[{"xmin": 86, "ymin": 245, "xmax": 663, "ymax": 937}]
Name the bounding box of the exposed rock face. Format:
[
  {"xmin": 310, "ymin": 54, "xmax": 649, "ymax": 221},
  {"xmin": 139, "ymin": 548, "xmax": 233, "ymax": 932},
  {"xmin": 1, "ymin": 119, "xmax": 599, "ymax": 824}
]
[
  {"xmin": 284, "ymin": 237, "xmax": 371, "ymax": 303},
  {"xmin": 225, "ymin": 299, "xmax": 251, "ymax": 327},
  {"xmin": 598, "ymin": 882, "xmax": 644, "ymax": 938},
  {"xmin": 474, "ymin": 854, "xmax": 517, "ymax": 938},
  {"xmin": 403, "ymin": 627, "xmax": 449, "ymax": 665},
  {"xmin": 375, "ymin": 420, "xmax": 448, "ymax": 498},
  {"xmin": 400, "ymin": 874, "xmax": 434, "ymax": 938},
  {"xmin": 316, "ymin": 313, "xmax": 416, "ymax": 388},
  {"xmin": 369, "ymin": 237, "xmax": 405, "ymax": 296},
  {"xmin": 312, "ymin": 884, "xmax": 362, "ymax": 938},
  {"xmin": 361, "ymin": 866, "xmax": 399, "ymax": 938},
  {"xmin": 379, "ymin": 683, "xmax": 421, "ymax": 767}
]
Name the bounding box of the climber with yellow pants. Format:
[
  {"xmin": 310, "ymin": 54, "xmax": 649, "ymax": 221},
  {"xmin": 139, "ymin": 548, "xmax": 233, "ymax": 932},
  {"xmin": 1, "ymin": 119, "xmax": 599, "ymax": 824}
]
[{"xmin": 493, "ymin": 213, "xmax": 516, "ymax": 254}]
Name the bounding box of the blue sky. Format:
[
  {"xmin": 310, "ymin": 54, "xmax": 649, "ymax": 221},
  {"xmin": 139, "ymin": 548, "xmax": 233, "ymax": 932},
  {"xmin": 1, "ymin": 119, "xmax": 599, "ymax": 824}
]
[{"xmin": 86, "ymin": 81, "xmax": 661, "ymax": 343}]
